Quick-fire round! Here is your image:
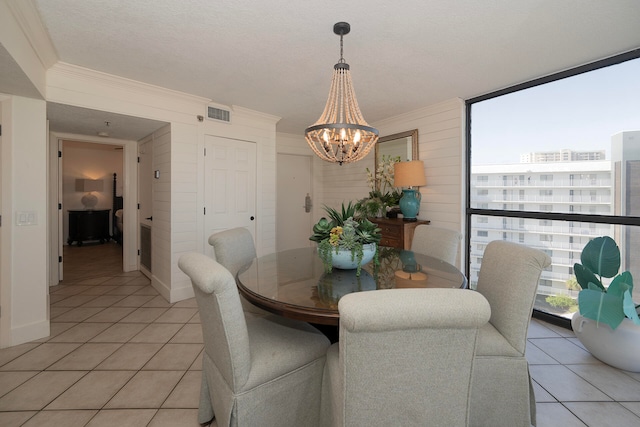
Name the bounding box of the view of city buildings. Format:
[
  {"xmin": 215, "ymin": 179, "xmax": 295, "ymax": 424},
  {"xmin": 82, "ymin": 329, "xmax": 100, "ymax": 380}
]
[{"xmin": 470, "ymin": 131, "xmax": 640, "ymax": 317}]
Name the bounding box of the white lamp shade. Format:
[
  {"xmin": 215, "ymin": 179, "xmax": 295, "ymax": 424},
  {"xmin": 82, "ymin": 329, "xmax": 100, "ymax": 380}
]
[{"xmin": 394, "ymin": 160, "xmax": 426, "ymax": 187}]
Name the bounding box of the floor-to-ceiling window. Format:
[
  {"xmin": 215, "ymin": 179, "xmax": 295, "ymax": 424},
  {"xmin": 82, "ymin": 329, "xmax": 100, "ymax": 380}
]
[{"xmin": 466, "ymin": 49, "xmax": 640, "ymax": 326}]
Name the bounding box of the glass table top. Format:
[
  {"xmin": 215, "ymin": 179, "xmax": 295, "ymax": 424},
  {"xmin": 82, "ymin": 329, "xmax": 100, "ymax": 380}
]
[{"xmin": 236, "ymin": 246, "xmax": 467, "ymax": 325}]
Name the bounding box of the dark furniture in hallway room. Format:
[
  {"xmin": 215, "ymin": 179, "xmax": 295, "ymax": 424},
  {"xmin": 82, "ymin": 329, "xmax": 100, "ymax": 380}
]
[{"xmin": 67, "ymin": 209, "xmax": 110, "ymax": 246}]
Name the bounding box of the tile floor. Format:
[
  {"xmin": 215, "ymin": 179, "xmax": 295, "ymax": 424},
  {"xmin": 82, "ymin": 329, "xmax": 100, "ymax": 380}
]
[
  {"xmin": 0, "ymin": 243, "xmax": 213, "ymax": 427},
  {"xmin": 0, "ymin": 242, "xmax": 639, "ymax": 426}
]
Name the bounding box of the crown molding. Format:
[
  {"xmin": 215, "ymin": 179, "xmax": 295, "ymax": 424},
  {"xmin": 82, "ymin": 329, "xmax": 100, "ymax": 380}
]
[
  {"xmin": 49, "ymin": 62, "xmax": 212, "ymax": 106},
  {"xmin": 232, "ymin": 105, "xmax": 281, "ymax": 125},
  {"xmin": 5, "ymin": 0, "xmax": 58, "ymax": 69}
]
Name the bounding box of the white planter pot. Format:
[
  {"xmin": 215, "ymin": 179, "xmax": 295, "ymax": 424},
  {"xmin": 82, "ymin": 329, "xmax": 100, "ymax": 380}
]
[
  {"xmin": 330, "ymin": 243, "xmax": 376, "ymax": 270},
  {"xmin": 571, "ymin": 313, "xmax": 640, "ymax": 372}
]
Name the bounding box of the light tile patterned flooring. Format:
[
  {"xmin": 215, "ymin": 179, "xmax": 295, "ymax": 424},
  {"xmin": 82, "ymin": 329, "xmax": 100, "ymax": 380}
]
[
  {"xmin": 0, "ymin": 243, "xmax": 214, "ymax": 427},
  {"xmin": 0, "ymin": 242, "xmax": 639, "ymax": 426}
]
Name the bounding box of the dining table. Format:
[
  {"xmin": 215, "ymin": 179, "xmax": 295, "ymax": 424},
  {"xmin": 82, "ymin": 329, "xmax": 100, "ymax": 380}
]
[{"xmin": 236, "ymin": 246, "xmax": 468, "ymax": 326}]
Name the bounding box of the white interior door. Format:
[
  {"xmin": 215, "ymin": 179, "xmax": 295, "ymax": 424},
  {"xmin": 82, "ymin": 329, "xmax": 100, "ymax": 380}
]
[
  {"xmin": 56, "ymin": 138, "xmax": 63, "ymax": 281},
  {"xmin": 277, "ymin": 153, "xmax": 314, "ymax": 251},
  {"xmin": 138, "ymin": 139, "xmax": 153, "ymax": 277},
  {"xmin": 204, "ymin": 135, "xmax": 257, "ymax": 257}
]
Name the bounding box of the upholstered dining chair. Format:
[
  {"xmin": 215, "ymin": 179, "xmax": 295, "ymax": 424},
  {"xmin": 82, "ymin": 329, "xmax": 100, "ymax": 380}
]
[
  {"xmin": 410, "ymin": 225, "xmax": 462, "ymax": 265},
  {"xmin": 208, "ymin": 227, "xmax": 268, "ymax": 316},
  {"xmin": 469, "ymin": 240, "xmax": 551, "ymax": 427},
  {"xmin": 320, "ymin": 288, "xmax": 491, "ymax": 427},
  {"xmin": 179, "ymin": 252, "xmax": 331, "ymax": 427}
]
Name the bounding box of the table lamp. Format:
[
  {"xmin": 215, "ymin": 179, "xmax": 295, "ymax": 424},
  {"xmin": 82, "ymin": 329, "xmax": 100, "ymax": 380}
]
[
  {"xmin": 76, "ymin": 178, "xmax": 103, "ymax": 209},
  {"xmin": 393, "ymin": 160, "xmax": 426, "ymax": 221}
]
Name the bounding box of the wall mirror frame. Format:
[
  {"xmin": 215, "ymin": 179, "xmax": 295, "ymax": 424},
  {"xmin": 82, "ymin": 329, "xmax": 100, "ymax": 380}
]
[{"xmin": 374, "ymin": 129, "xmax": 419, "ymax": 180}]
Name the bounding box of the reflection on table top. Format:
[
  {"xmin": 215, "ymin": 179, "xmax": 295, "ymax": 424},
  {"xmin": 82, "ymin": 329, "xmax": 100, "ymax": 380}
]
[{"xmin": 236, "ymin": 246, "xmax": 468, "ymax": 325}]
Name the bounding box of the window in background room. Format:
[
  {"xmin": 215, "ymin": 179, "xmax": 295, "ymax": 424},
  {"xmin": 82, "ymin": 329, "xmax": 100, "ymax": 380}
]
[{"xmin": 466, "ymin": 51, "xmax": 640, "ymax": 325}]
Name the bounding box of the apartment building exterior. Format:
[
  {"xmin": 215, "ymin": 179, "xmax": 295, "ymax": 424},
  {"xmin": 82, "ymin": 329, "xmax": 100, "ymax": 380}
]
[
  {"xmin": 612, "ymin": 131, "xmax": 640, "ymax": 281},
  {"xmin": 471, "ymin": 158, "xmax": 611, "ymax": 293},
  {"xmin": 470, "ymin": 132, "xmax": 640, "ymax": 317},
  {"xmin": 520, "ymin": 149, "xmax": 606, "ymax": 163}
]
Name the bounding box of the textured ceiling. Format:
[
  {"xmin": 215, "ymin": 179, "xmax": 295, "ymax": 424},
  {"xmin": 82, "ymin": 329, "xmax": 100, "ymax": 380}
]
[{"xmin": 11, "ymin": 1, "xmax": 640, "ymax": 138}]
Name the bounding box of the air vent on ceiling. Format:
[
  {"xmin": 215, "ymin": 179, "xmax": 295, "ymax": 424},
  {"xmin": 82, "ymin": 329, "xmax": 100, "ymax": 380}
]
[{"xmin": 207, "ymin": 105, "xmax": 231, "ymax": 123}]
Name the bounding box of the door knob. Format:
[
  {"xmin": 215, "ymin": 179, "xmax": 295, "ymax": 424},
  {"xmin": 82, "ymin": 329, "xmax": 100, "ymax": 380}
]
[
  {"xmin": 146, "ymin": 216, "xmax": 153, "ymax": 221},
  {"xmin": 250, "ymin": 216, "xmax": 255, "ymax": 221}
]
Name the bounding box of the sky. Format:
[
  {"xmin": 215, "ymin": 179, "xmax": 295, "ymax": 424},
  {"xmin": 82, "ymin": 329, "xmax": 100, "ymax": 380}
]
[{"xmin": 471, "ymin": 56, "xmax": 640, "ymax": 165}]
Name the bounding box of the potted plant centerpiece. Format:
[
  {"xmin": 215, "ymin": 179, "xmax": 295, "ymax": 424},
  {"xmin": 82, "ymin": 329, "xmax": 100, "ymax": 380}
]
[
  {"xmin": 309, "ymin": 202, "xmax": 382, "ymax": 276},
  {"xmin": 571, "ymin": 236, "xmax": 640, "ymax": 372}
]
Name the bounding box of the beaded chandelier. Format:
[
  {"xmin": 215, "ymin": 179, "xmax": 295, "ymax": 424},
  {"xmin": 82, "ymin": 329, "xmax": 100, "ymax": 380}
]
[{"xmin": 305, "ymin": 22, "xmax": 379, "ymax": 165}]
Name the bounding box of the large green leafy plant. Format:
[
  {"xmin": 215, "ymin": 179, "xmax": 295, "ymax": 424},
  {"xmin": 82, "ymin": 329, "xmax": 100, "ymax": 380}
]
[
  {"xmin": 309, "ymin": 202, "xmax": 382, "ymax": 276},
  {"xmin": 574, "ymin": 236, "xmax": 640, "ymax": 330}
]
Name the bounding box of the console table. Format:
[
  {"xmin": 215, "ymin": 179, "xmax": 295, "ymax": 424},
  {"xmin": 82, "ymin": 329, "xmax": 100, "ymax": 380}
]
[
  {"xmin": 371, "ymin": 217, "xmax": 430, "ymax": 250},
  {"xmin": 68, "ymin": 209, "xmax": 111, "ymax": 246}
]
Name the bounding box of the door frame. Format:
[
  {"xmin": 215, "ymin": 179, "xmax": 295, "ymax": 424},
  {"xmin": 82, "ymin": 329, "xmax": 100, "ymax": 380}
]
[
  {"xmin": 48, "ymin": 132, "xmax": 139, "ymax": 284},
  {"xmin": 137, "ymin": 136, "xmax": 153, "ymax": 279}
]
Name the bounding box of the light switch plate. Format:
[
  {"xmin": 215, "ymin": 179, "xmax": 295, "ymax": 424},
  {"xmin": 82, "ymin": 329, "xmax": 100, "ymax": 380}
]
[{"xmin": 16, "ymin": 211, "xmax": 37, "ymax": 226}]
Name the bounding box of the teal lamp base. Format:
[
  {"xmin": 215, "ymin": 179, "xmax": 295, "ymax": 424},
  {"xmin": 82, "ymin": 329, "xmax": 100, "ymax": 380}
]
[{"xmin": 399, "ymin": 188, "xmax": 421, "ymax": 221}]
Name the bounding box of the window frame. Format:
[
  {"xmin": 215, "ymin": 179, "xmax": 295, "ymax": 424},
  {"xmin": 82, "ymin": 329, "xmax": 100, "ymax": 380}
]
[{"xmin": 464, "ymin": 48, "xmax": 640, "ymax": 328}]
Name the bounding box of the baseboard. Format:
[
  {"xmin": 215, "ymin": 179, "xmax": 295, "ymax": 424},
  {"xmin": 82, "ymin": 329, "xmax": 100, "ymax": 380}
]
[
  {"xmin": 8, "ymin": 319, "xmax": 50, "ymax": 348},
  {"xmin": 151, "ymin": 276, "xmax": 171, "ymax": 302},
  {"xmin": 169, "ymin": 283, "xmax": 195, "ymax": 303},
  {"xmin": 151, "ymin": 276, "xmax": 194, "ymax": 304}
]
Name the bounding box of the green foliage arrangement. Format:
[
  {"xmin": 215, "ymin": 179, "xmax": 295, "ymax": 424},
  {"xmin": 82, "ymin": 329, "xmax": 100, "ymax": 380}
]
[
  {"xmin": 574, "ymin": 236, "xmax": 640, "ymax": 330},
  {"xmin": 309, "ymin": 202, "xmax": 382, "ymax": 276},
  {"xmin": 355, "ymin": 155, "xmax": 403, "ymax": 217}
]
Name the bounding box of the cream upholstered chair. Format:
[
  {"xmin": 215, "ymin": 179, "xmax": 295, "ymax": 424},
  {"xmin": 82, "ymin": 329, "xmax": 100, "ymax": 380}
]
[
  {"xmin": 208, "ymin": 227, "xmax": 268, "ymax": 316},
  {"xmin": 410, "ymin": 225, "xmax": 462, "ymax": 265},
  {"xmin": 179, "ymin": 252, "xmax": 331, "ymax": 426},
  {"xmin": 320, "ymin": 288, "xmax": 491, "ymax": 427},
  {"xmin": 208, "ymin": 227, "xmax": 256, "ymax": 278},
  {"xmin": 470, "ymin": 240, "xmax": 551, "ymax": 427}
]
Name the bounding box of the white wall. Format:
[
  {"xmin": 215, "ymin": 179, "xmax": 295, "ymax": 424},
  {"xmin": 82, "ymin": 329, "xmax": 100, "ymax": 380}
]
[
  {"xmin": 318, "ymin": 152, "xmax": 371, "ymax": 216},
  {"xmin": 0, "ymin": 95, "xmax": 49, "ymax": 348},
  {"xmin": 1, "ymin": 2, "xmax": 50, "ymax": 346},
  {"xmin": 147, "ymin": 125, "xmax": 173, "ymax": 300},
  {"xmin": 376, "ymin": 98, "xmax": 466, "ymax": 229}
]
